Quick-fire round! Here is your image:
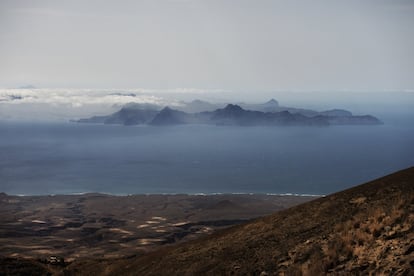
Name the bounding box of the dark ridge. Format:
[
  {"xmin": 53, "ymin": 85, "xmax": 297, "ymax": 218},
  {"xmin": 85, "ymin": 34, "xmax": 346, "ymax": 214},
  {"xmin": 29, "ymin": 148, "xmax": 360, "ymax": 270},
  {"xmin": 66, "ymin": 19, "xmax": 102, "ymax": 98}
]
[{"xmin": 74, "ymin": 100, "xmax": 382, "ymax": 127}]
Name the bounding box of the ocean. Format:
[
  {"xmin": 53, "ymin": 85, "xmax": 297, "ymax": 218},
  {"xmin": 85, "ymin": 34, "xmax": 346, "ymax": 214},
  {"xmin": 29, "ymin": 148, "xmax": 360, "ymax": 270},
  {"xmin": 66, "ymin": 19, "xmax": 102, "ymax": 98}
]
[{"xmin": 1, "ymin": 120, "xmax": 413, "ymax": 195}]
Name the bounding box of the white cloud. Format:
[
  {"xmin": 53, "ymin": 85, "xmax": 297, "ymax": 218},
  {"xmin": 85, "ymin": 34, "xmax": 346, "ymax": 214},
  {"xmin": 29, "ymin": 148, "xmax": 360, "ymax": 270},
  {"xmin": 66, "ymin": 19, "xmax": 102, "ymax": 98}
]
[
  {"xmin": 0, "ymin": 88, "xmax": 186, "ymax": 121},
  {"xmin": 1, "ymin": 88, "xmax": 165, "ymax": 106}
]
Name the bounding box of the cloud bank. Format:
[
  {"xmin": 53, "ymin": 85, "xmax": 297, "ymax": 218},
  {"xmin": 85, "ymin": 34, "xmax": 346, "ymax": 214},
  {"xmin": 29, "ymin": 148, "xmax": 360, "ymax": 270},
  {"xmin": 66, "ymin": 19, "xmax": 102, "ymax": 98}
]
[
  {"xmin": 1, "ymin": 88, "xmax": 413, "ymax": 121},
  {"xmin": 0, "ymin": 88, "xmax": 175, "ymax": 121}
]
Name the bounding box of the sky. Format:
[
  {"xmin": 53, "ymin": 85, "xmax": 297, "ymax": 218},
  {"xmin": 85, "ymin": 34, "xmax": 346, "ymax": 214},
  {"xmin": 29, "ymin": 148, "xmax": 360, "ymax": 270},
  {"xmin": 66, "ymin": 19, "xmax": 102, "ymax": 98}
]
[
  {"xmin": 0, "ymin": 0, "xmax": 414, "ymax": 121},
  {"xmin": 0, "ymin": 0, "xmax": 414, "ymax": 91}
]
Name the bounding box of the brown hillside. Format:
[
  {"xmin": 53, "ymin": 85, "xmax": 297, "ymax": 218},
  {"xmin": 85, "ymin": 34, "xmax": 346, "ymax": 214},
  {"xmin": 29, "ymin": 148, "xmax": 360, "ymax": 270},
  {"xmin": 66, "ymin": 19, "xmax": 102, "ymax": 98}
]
[{"xmin": 65, "ymin": 167, "xmax": 414, "ymax": 275}]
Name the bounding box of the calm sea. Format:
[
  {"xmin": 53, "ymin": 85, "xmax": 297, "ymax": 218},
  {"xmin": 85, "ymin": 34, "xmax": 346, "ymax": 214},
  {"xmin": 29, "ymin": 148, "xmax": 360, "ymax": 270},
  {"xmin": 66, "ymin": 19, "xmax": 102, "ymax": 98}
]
[{"xmin": 1, "ymin": 120, "xmax": 413, "ymax": 195}]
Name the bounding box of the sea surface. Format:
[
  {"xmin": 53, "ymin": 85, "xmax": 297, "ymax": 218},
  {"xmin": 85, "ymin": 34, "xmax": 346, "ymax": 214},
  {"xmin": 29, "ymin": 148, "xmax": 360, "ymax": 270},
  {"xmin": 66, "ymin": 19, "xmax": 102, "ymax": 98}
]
[{"xmin": 1, "ymin": 120, "xmax": 413, "ymax": 195}]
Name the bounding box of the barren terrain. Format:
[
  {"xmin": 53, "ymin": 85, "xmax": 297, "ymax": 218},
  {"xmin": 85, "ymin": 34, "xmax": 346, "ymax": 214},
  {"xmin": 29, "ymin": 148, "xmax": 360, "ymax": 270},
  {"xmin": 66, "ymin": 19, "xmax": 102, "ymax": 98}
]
[
  {"xmin": 0, "ymin": 193, "xmax": 313, "ymax": 262},
  {"xmin": 1, "ymin": 167, "xmax": 413, "ymax": 275}
]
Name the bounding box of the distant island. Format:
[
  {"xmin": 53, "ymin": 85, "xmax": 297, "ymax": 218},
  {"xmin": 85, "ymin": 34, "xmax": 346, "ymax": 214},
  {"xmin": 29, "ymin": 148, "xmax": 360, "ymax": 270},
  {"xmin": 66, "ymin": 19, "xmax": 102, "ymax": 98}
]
[{"xmin": 74, "ymin": 99, "xmax": 383, "ymax": 126}]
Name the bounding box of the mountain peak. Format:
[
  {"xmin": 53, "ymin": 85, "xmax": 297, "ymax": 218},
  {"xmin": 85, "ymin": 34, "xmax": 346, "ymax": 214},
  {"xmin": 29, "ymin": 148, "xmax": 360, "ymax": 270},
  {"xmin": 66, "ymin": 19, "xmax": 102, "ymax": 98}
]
[
  {"xmin": 265, "ymin": 99, "xmax": 279, "ymax": 106},
  {"xmin": 223, "ymin": 104, "xmax": 244, "ymax": 111},
  {"xmin": 160, "ymin": 106, "xmax": 173, "ymax": 112},
  {"xmin": 150, "ymin": 106, "xmax": 190, "ymax": 125}
]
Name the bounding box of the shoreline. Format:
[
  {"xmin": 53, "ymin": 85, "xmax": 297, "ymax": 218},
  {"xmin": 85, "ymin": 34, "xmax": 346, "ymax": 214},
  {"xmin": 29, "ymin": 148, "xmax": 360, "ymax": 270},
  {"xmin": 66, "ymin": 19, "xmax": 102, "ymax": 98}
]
[
  {"xmin": 1, "ymin": 191, "xmax": 324, "ymax": 197},
  {"xmin": 0, "ymin": 192, "xmax": 317, "ymax": 260}
]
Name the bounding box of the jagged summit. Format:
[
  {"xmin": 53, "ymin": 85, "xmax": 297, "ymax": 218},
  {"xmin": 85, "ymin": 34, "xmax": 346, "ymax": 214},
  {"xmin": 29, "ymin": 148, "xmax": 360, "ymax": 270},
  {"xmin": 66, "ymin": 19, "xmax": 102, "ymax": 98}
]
[
  {"xmin": 223, "ymin": 104, "xmax": 244, "ymax": 112},
  {"xmin": 265, "ymin": 98, "xmax": 279, "ymax": 106},
  {"xmin": 160, "ymin": 106, "xmax": 173, "ymax": 112},
  {"xmin": 150, "ymin": 106, "xmax": 191, "ymax": 125}
]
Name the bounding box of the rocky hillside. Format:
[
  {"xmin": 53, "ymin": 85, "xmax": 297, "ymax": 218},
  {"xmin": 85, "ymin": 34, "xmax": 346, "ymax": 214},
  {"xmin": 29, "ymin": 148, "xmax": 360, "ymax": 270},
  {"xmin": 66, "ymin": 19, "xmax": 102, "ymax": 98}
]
[{"xmin": 74, "ymin": 167, "xmax": 414, "ymax": 275}]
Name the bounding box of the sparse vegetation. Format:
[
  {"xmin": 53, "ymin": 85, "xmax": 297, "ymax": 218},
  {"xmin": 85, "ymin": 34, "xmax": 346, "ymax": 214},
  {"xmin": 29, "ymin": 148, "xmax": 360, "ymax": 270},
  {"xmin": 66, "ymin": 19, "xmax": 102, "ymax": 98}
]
[
  {"xmin": 1, "ymin": 167, "xmax": 413, "ymax": 275},
  {"xmin": 286, "ymin": 187, "xmax": 414, "ymax": 274},
  {"xmin": 110, "ymin": 167, "xmax": 413, "ymax": 276}
]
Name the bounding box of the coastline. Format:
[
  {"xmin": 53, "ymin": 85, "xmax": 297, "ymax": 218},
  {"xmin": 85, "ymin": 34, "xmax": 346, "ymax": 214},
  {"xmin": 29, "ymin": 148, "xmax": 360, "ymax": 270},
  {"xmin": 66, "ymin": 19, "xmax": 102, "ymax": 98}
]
[
  {"xmin": 0, "ymin": 192, "xmax": 318, "ymax": 261},
  {"xmin": 2, "ymin": 191, "xmax": 324, "ymax": 197}
]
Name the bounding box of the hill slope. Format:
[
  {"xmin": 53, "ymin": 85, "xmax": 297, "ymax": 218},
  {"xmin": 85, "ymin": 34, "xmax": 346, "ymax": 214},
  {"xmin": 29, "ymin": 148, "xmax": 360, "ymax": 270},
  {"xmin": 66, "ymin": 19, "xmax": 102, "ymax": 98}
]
[
  {"xmin": 1, "ymin": 168, "xmax": 412, "ymax": 275},
  {"xmin": 83, "ymin": 167, "xmax": 414, "ymax": 275}
]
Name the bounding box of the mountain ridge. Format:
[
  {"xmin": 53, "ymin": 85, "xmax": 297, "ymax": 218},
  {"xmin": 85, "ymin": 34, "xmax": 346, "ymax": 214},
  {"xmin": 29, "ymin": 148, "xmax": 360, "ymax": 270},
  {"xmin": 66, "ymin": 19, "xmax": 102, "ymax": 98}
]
[{"xmin": 75, "ymin": 100, "xmax": 382, "ymax": 127}]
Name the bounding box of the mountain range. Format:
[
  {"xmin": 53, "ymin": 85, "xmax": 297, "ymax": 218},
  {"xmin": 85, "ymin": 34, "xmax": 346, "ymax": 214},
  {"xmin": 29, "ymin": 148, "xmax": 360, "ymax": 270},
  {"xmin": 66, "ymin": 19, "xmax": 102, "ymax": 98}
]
[{"xmin": 75, "ymin": 99, "xmax": 382, "ymax": 126}]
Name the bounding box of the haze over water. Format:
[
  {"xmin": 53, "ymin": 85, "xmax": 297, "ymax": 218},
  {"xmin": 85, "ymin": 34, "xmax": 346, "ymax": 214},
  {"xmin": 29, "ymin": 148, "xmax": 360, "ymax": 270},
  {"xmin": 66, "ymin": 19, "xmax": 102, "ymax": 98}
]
[
  {"xmin": 1, "ymin": 1, "xmax": 413, "ymax": 197},
  {"xmin": 1, "ymin": 119, "xmax": 413, "ymax": 196}
]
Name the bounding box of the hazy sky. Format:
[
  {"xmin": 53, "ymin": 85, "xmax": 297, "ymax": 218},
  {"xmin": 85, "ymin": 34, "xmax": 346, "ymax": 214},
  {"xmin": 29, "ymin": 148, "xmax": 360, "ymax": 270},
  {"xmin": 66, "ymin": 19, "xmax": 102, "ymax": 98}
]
[{"xmin": 1, "ymin": 0, "xmax": 413, "ymax": 91}]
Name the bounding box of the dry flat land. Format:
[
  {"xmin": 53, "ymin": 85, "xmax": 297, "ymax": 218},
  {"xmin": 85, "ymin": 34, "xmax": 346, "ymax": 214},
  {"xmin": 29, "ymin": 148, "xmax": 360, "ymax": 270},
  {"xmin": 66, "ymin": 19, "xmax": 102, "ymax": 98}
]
[
  {"xmin": 0, "ymin": 193, "xmax": 315, "ymax": 261},
  {"xmin": 2, "ymin": 167, "xmax": 413, "ymax": 275}
]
